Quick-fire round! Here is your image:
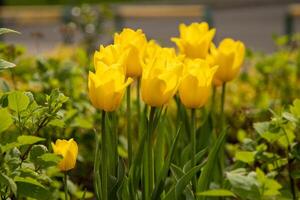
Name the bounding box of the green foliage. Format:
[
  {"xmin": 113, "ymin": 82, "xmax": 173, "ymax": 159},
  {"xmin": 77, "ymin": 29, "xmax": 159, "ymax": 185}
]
[{"xmin": 0, "ymin": 108, "xmax": 13, "ymax": 133}]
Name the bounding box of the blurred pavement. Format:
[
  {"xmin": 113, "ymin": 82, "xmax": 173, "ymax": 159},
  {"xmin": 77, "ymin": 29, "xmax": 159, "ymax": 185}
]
[{"xmin": 2, "ymin": 4, "xmax": 299, "ymax": 54}]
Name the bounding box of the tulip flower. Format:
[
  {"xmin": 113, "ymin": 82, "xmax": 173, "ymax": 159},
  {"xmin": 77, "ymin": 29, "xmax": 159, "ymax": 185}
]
[
  {"xmin": 171, "ymin": 22, "xmax": 215, "ymax": 59},
  {"xmin": 143, "ymin": 40, "xmax": 161, "ymax": 64},
  {"xmin": 211, "ymin": 38, "xmax": 245, "ymax": 85},
  {"xmin": 88, "ymin": 62, "xmax": 133, "ymax": 112},
  {"xmin": 141, "ymin": 48, "xmax": 182, "ymax": 107},
  {"xmin": 51, "ymin": 138, "xmax": 78, "ymax": 171},
  {"xmin": 94, "ymin": 44, "xmax": 128, "ymax": 73},
  {"xmin": 114, "ymin": 28, "xmax": 147, "ymax": 77},
  {"xmin": 179, "ymin": 59, "xmax": 218, "ymax": 108}
]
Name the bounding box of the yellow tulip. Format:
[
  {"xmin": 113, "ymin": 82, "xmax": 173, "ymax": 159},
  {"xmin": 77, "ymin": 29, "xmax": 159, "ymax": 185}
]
[
  {"xmin": 141, "ymin": 48, "xmax": 182, "ymax": 107},
  {"xmin": 52, "ymin": 138, "xmax": 78, "ymax": 171},
  {"xmin": 171, "ymin": 22, "xmax": 215, "ymax": 59},
  {"xmin": 94, "ymin": 44, "xmax": 128, "ymax": 73},
  {"xmin": 143, "ymin": 40, "xmax": 161, "ymax": 64},
  {"xmin": 114, "ymin": 28, "xmax": 147, "ymax": 77},
  {"xmin": 88, "ymin": 61, "xmax": 133, "ymax": 112},
  {"xmin": 179, "ymin": 59, "xmax": 218, "ymax": 108},
  {"xmin": 211, "ymin": 38, "xmax": 245, "ymax": 84}
]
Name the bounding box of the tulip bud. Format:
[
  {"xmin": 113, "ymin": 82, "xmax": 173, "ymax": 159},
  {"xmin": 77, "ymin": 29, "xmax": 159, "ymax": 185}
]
[
  {"xmin": 88, "ymin": 62, "xmax": 133, "ymax": 112},
  {"xmin": 171, "ymin": 22, "xmax": 215, "ymax": 59},
  {"xmin": 211, "ymin": 38, "xmax": 245, "ymax": 85},
  {"xmin": 141, "ymin": 48, "xmax": 182, "ymax": 107},
  {"xmin": 114, "ymin": 28, "xmax": 147, "ymax": 77},
  {"xmin": 52, "ymin": 139, "xmax": 78, "ymax": 171},
  {"xmin": 179, "ymin": 59, "xmax": 218, "ymax": 108}
]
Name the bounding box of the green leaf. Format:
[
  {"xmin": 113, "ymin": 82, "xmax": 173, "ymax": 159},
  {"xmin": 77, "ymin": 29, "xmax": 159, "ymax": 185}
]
[
  {"xmin": 235, "ymin": 151, "xmax": 255, "ymax": 164},
  {"xmin": 290, "ymin": 99, "xmax": 300, "ymax": 118},
  {"xmin": 29, "ymin": 145, "xmax": 48, "ymax": 163},
  {"xmin": 0, "ymin": 172, "xmax": 17, "ymax": 195},
  {"xmin": 8, "ymin": 91, "xmax": 30, "ymax": 112},
  {"xmin": 0, "ymin": 28, "xmax": 20, "ymax": 35},
  {"xmin": 164, "ymin": 164, "xmax": 203, "ymax": 200},
  {"xmin": 253, "ymin": 122, "xmax": 282, "ymax": 143},
  {"xmin": 183, "ymin": 148, "xmax": 207, "ymax": 173},
  {"xmin": 197, "ymin": 189, "xmax": 236, "ymax": 197},
  {"xmin": 0, "ymin": 59, "xmax": 16, "ymax": 70},
  {"xmin": 197, "ymin": 130, "xmax": 226, "ymax": 194},
  {"xmin": 15, "ymin": 176, "xmax": 50, "ymax": 200},
  {"xmin": 17, "ymin": 135, "xmax": 45, "ymax": 145},
  {"xmin": 48, "ymin": 119, "xmax": 65, "ymax": 128},
  {"xmin": 0, "ymin": 108, "xmax": 13, "ymax": 133},
  {"xmin": 152, "ymin": 126, "xmax": 181, "ymax": 200},
  {"xmin": 1, "ymin": 136, "xmax": 45, "ymax": 153},
  {"xmin": 37, "ymin": 153, "xmax": 61, "ymax": 168},
  {"xmin": 226, "ymin": 168, "xmax": 260, "ymax": 199},
  {"xmin": 256, "ymin": 168, "xmax": 282, "ymax": 197}
]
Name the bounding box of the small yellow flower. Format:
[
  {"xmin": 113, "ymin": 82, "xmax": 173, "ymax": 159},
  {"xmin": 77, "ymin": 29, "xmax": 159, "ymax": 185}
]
[
  {"xmin": 52, "ymin": 139, "xmax": 78, "ymax": 171},
  {"xmin": 211, "ymin": 38, "xmax": 245, "ymax": 85},
  {"xmin": 94, "ymin": 44, "xmax": 128, "ymax": 73},
  {"xmin": 179, "ymin": 59, "xmax": 218, "ymax": 108},
  {"xmin": 114, "ymin": 28, "xmax": 147, "ymax": 77},
  {"xmin": 141, "ymin": 48, "xmax": 182, "ymax": 107},
  {"xmin": 171, "ymin": 22, "xmax": 215, "ymax": 59},
  {"xmin": 88, "ymin": 62, "xmax": 133, "ymax": 111}
]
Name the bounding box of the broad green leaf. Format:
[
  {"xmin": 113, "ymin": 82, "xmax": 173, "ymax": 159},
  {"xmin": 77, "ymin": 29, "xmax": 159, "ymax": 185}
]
[
  {"xmin": 0, "ymin": 28, "xmax": 20, "ymax": 35},
  {"xmin": 0, "ymin": 172, "xmax": 17, "ymax": 195},
  {"xmin": 235, "ymin": 151, "xmax": 255, "ymax": 164},
  {"xmin": 226, "ymin": 169, "xmax": 260, "ymax": 199},
  {"xmin": 15, "ymin": 176, "xmax": 50, "ymax": 200},
  {"xmin": 1, "ymin": 136, "xmax": 45, "ymax": 152},
  {"xmin": 256, "ymin": 168, "xmax": 282, "ymax": 197},
  {"xmin": 277, "ymin": 128, "xmax": 295, "ymax": 148},
  {"xmin": 197, "ymin": 189, "xmax": 236, "ymax": 197},
  {"xmin": 71, "ymin": 117, "xmax": 93, "ymax": 129},
  {"xmin": 290, "ymin": 99, "xmax": 300, "ymax": 118},
  {"xmin": 0, "ymin": 59, "xmax": 16, "ymax": 70},
  {"xmin": 0, "ymin": 108, "xmax": 13, "ymax": 133},
  {"xmin": 253, "ymin": 122, "xmax": 282, "ymax": 143},
  {"xmin": 197, "ymin": 130, "xmax": 226, "ymax": 195},
  {"xmin": 29, "ymin": 145, "xmax": 48, "ymax": 163},
  {"xmin": 17, "ymin": 135, "xmax": 45, "ymax": 145},
  {"xmin": 37, "ymin": 153, "xmax": 62, "ymax": 168},
  {"xmin": 48, "ymin": 119, "xmax": 65, "ymax": 128},
  {"xmin": 8, "ymin": 91, "xmax": 30, "ymax": 112}
]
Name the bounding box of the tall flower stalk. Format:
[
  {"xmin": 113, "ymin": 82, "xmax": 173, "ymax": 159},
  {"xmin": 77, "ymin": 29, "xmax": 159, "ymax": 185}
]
[
  {"xmin": 101, "ymin": 111, "xmax": 108, "ymax": 200},
  {"xmin": 127, "ymin": 86, "xmax": 133, "ymax": 167}
]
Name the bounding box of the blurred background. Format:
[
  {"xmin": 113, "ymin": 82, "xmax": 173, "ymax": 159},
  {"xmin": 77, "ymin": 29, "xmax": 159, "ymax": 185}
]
[{"xmin": 1, "ymin": 0, "xmax": 300, "ymax": 54}]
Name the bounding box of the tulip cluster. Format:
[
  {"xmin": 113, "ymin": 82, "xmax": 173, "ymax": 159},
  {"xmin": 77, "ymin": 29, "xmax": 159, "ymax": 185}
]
[
  {"xmin": 88, "ymin": 23, "xmax": 245, "ymax": 111},
  {"xmin": 86, "ymin": 22, "xmax": 245, "ymax": 200}
]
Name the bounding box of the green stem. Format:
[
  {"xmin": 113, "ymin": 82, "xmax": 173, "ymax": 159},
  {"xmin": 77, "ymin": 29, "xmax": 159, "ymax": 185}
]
[
  {"xmin": 137, "ymin": 78, "xmax": 142, "ymax": 139},
  {"xmin": 191, "ymin": 108, "xmax": 197, "ymax": 191},
  {"xmin": 220, "ymin": 83, "xmax": 226, "ymax": 131},
  {"xmin": 218, "ymin": 83, "xmax": 227, "ymax": 190},
  {"xmin": 64, "ymin": 172, "xmax": 68, "ymax": 200},
  {"xmin": 210, "ymin": 86, "xmax": 216, "ymax": 114},
  {"xmin": 283, "ymin": 128, "xmax": 296, "ymax": 200},
  {"xmin": 93, "ymin": 131, "xmax": 101, "ymax": 199},
  {"xmin": 101, "ymin": 111, "xmax": 108, "ymax": 200},
  {"xmin": 127, "ymin": 86, "xmax": 132, "ymax": 167},
  {"xmin": 145, "ymin": 107, "xmax": 156, "ymax": 200}
]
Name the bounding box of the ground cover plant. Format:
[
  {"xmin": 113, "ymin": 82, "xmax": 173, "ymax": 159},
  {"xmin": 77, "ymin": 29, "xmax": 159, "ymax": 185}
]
[{"xmin": 0, "ymin": 23, "xmax": 299, "ymax": 200}]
